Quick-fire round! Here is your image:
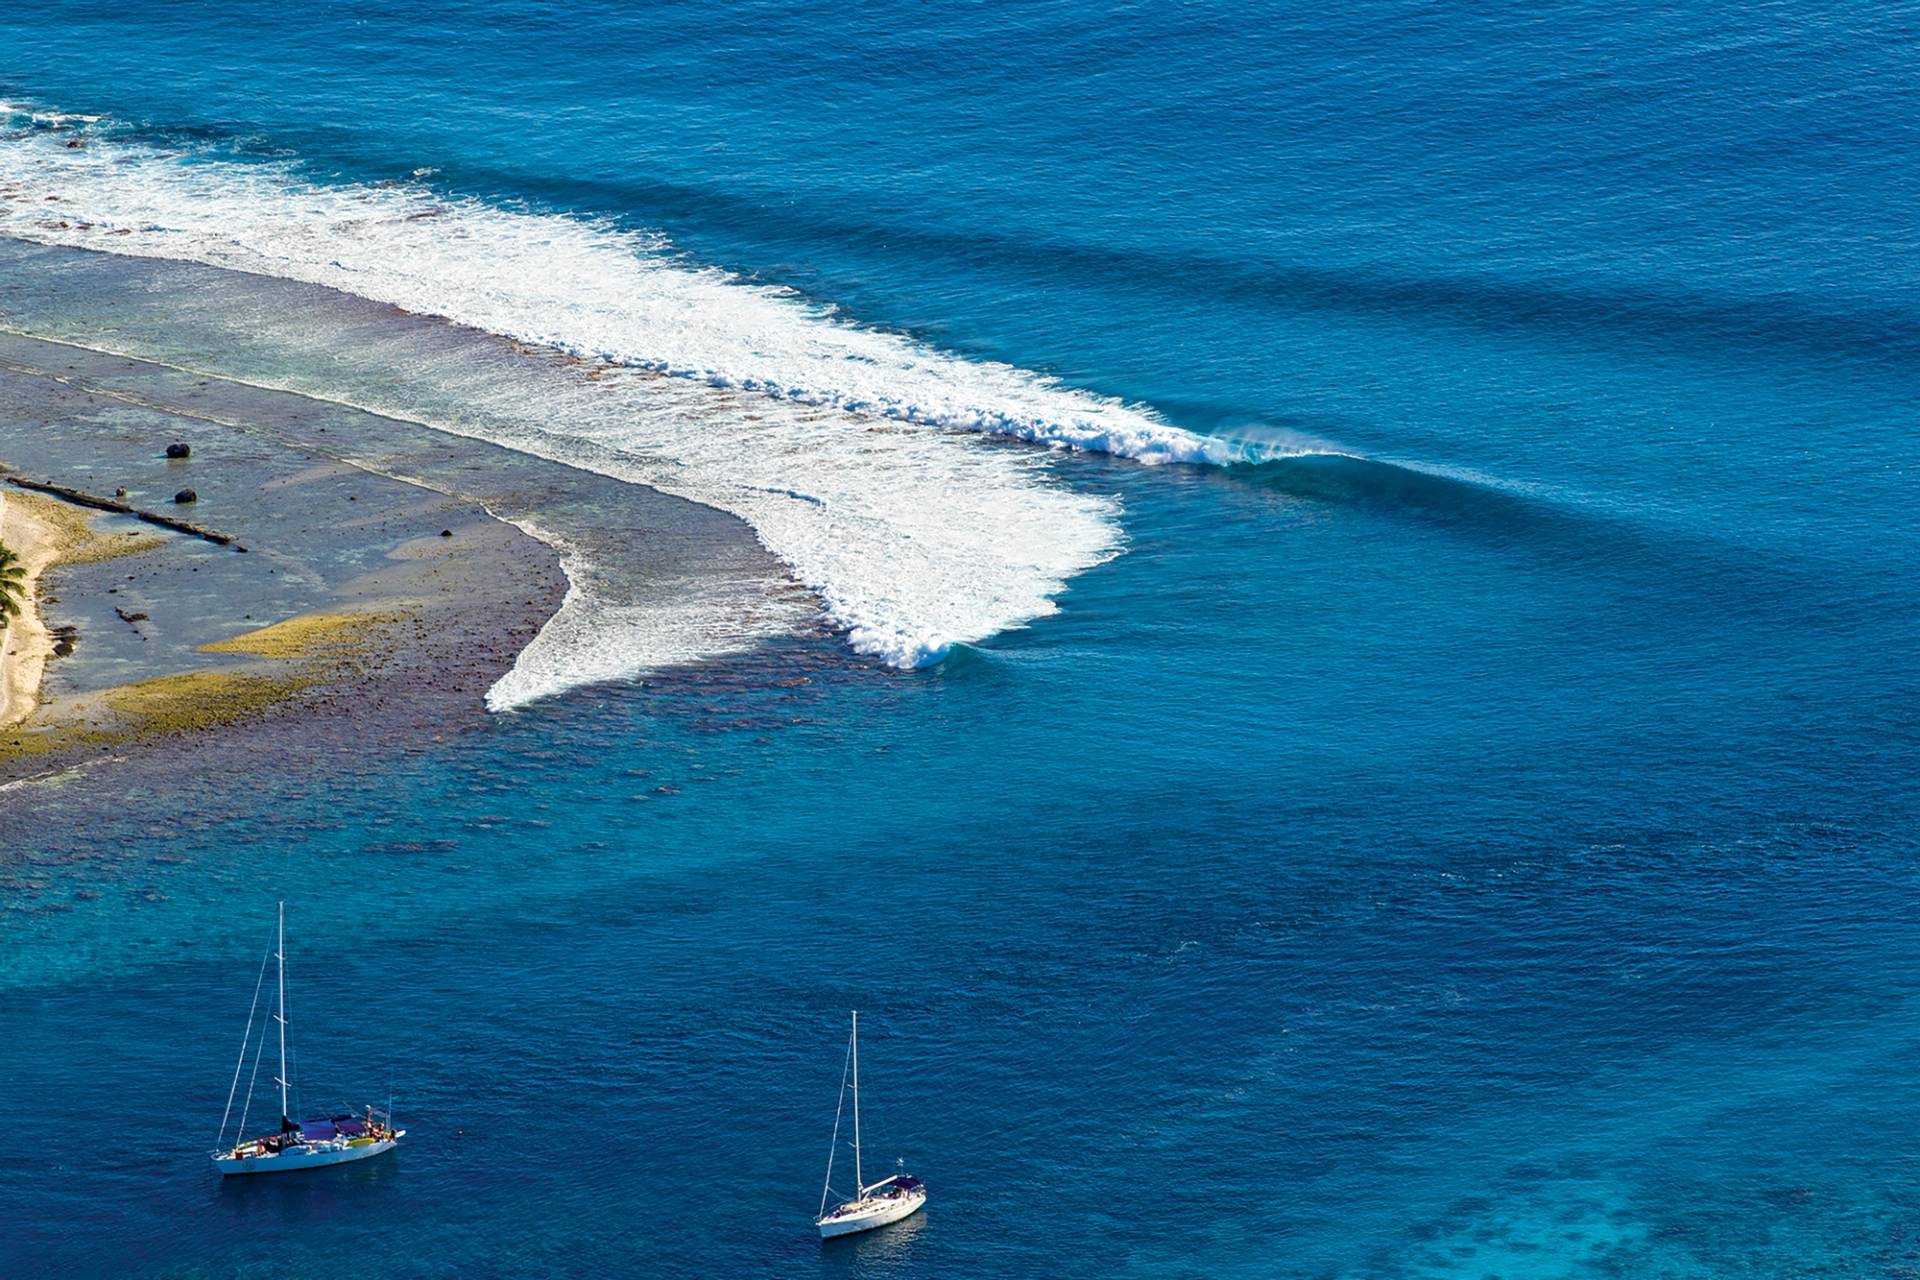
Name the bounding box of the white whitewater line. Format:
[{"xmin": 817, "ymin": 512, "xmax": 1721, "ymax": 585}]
[
  {"xmin": 0, "ymin": 127, "xmax": 1239, "ymax": 465},
  {"xmin": 0, "ymin": 100, "xmax": 103, "ymax": 127},
  {"xmin": 479, "ymin": 515, "xmax": 789, "ymax": 712},
  {"xmin": 0, "ymin": 119, "xmax": 1196, "ymax": 695}
]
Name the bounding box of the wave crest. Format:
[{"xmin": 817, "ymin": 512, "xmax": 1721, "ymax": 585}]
[
  {"xmin": 0, "ymin": 118, "xmax": 1238, "ymax": 464},
  {"xmin": 0, "ymin": 112, "xmax": 1219, "ymax": 693}
]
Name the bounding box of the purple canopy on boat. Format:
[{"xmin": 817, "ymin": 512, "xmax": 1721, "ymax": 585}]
[
  {"xmin": 335, "ymin": 1119, "xmax": 368, "ymax": 1137},
  {"xmin": 297, "ymin": 1120, "xmax": 338, "ymax": 1142}
]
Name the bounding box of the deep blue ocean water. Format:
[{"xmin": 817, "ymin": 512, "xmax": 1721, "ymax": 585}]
[{"xmin": 2, "ymin": 2, "xmax": 1918, "ymax": 1275}]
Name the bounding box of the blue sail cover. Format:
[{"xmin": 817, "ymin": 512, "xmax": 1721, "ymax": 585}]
[{"xmin": 297, "ymin": 1119, "xmax": 338, "ymax": 1142}]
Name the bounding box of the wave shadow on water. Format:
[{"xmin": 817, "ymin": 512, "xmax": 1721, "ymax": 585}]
[{"xmin": 1214, "ymin": 448, "xmax": 1886, "ymax": 632}]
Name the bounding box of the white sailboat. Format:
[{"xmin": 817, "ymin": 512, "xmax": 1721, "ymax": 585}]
[
  {"xmin": 815, "ymin": 1011, "xmax": 926, "ymax": 1239},
  {"xmin": 210, "ymin": 902, "xmax": 405, "ymax": 1176}
]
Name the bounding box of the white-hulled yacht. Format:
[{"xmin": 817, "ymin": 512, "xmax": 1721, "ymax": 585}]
[
  {"xmin": 210, "ymin": 902, "xmax": 404, "ymax": 1175},
  {"xmin": 815, "ymin": 1011, "xmax": 926, "ymax": 1238}
]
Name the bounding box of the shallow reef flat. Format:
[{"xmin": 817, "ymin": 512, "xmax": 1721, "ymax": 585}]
[{"xmin": 0, "ymin": 332, "xmax": 571, "ymax": 780}]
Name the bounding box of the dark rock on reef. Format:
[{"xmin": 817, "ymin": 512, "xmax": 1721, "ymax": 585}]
[
  {"xmin": 52, "ymin": 639, "xmax": 74, "ymax": 657},
  {"xmin": 173, "ymin": 488, "xmax": 197, "ymax": 504},
  {"xmin": 165, "ymin": 442, "xmax": 191, "ymax": 459},
  {"xmin": 440, "ymin": 529, "xmax": 453, "ymax": 538},
  {"xmin": 114, "ymin": 487, "xmax": 127, "ymax": 498}
]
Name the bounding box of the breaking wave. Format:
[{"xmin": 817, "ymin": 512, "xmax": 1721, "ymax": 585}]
[
  {"xmin": 0, "ymin": 107, "xmax": 1256, "ymax": 694},
  {"xmin": 0, "ymin": 110, "xmax": 1238, "ymax": 465}
]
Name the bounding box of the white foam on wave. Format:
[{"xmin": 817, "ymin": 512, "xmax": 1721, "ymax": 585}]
[
  {"xmin": 0, "ymin": 127, "xmax": 1235, "ymax": 464},
  {"xmin": 0, "ymin": 100, "xmax": 104, "ymax": 127},
  {"xmin": 481, "ymin": 515, "xmax": 788, "ymax": 712},
  {"xmin": 0, "ymin": 121, "xmax": 1208, "ymax": 698},
  {"xmin": 340, "ymin": 354, "xmax": 1125, "ymax": 683}
]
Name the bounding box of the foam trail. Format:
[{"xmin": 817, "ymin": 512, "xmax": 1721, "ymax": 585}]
[
  {"xmin": 483, "ymin": 518, "xmax": 787, "ymax": 712},
  {"xmin": 0, "ymin": 100, "xmax": 103, "ymax": 127},
  {"xmin": 0, "ymin": 113, "xmax": 1185, "ymax": 695}
]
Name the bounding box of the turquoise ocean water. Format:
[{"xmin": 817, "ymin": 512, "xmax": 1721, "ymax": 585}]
[{"xmin": 2, "ymin": 2, "xmax": 1919, "ymax": 1275}]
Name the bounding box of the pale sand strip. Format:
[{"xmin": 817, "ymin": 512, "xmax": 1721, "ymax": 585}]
[
  {"xmin": 0, "ymin": 489, "xmax": 59, "ymax": 727},
  {"xmin": 0, "ymin": 486, "xmax": 154, "ymax": 728}
]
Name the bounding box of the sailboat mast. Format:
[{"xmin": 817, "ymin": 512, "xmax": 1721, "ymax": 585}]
[
  {"xmin": 275, "ymin": 900, "xmax": 289, "ymax": 1127},
  {"xmin": 851, "ymin": 1010, "xmax": 862, "ymax": 1193}
]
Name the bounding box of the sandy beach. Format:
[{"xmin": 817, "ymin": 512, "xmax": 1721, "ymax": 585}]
[{"xmin": 0, "ymin": 488, "xmax": 59, "ymax": 727}]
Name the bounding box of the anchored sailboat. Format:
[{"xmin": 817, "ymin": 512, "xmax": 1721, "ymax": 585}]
[
  {"xmin": 210, "ymin": 902, "xmax": 404, "ymax": 1176},
  {"xmin": 815, "ymin": 1011, "xmax": 926, "ymax": 1239}
]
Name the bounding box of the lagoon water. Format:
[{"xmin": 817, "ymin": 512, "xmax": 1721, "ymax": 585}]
[{"xmin": 2, "ymin": 2, "xmax": 1919, "ymax": 1275}]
